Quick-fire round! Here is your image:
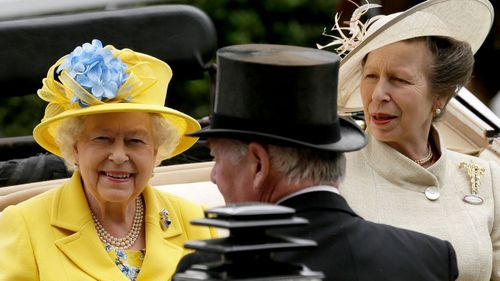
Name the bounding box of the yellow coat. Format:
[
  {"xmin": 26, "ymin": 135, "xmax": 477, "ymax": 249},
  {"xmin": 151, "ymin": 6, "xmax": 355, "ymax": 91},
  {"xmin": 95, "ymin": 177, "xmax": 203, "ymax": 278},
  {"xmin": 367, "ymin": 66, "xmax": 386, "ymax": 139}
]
[{"xmin": 0, "ymin": 172, "xmax": 216, "ymax": 281}]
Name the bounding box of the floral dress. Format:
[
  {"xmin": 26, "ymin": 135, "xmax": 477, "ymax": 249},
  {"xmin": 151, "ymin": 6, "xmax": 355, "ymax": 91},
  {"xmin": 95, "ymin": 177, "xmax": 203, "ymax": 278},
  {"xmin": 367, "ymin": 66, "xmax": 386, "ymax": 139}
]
[{"xmin": 105, "ymin": 244, "xmax": 145, "ymax": 281}]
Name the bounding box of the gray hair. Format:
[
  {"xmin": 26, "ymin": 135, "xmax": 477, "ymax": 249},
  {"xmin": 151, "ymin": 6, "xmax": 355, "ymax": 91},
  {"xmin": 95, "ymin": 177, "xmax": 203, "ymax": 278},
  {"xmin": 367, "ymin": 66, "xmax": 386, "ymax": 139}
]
[
  {"xmin": 56, "ymin": 113, "xmax": 180, "ymax": 170},
  {"xmin": 212, "ymin": 139, "xmax": 346, "ymax": 185}
]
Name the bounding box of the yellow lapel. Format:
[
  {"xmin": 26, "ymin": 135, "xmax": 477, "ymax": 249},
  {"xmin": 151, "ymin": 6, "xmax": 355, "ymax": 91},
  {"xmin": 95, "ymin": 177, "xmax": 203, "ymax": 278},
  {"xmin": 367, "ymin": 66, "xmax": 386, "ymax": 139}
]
[
  {"xmin": 138, "ymin": 186, "xmax": 184, "ymax": 280},
  {"xmin": 50, "ymin": 173, "xmax": 186, "ymax": 280},
  {"xmin": 51, "ymin": 172, "xmax": 129, "ymax": 281}
]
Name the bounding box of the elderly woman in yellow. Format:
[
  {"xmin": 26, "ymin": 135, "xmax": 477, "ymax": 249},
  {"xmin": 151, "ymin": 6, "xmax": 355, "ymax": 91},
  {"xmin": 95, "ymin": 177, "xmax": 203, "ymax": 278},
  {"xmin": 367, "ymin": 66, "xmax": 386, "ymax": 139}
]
[
  {"xmin": 0, "ymin": 39, "xmax": 215, "ymax": 281},
  {"xmin": 318, "ymin": 0, "xmax": 500, "ymax": 280}
]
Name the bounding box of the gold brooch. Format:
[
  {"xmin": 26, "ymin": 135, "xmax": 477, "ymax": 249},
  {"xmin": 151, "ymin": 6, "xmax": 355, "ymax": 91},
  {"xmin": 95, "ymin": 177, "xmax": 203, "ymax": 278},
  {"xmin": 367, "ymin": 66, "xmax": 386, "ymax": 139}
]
[
  {"xmin": 459, "ymin": 161, "xmax": 485, "ymax": 205},
  {"xmin": 160, "ymin": 208, "xmax": 172, "ymax": 230}
]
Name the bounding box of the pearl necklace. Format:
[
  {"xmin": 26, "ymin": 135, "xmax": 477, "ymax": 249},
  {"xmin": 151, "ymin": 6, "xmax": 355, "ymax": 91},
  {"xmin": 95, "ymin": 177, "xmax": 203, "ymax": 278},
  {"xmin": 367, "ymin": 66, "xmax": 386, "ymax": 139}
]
[
  {"xmin": 414, "ymin": 144, "xmax": 433, "ymax": 165},
  {"xmin": 91, "ymin": 197, "xmax": 144, "ymax": 250}
]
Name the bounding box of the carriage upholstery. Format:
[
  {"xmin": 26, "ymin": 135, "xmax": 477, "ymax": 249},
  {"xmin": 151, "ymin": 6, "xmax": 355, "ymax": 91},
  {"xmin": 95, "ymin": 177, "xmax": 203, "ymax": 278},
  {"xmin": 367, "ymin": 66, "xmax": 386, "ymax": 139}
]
[{"xmin": 0, "ymin": 162, "xmax": 224, "ymax": 211}]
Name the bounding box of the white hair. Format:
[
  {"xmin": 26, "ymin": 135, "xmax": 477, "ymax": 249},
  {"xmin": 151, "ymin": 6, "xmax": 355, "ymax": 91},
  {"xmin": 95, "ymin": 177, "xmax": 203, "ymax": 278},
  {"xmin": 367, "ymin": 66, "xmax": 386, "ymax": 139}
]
[{"xmin": 211, "ymin": 138, "xmax": 346, "ymax": 185}]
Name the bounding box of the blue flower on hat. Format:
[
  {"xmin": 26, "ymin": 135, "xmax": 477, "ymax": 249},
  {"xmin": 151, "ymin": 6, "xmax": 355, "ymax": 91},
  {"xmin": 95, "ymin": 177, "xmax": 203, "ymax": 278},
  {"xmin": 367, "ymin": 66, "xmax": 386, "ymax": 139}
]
[{"xmin": 57, "ymin": 39, "xmax": 128, "ymax": 106}]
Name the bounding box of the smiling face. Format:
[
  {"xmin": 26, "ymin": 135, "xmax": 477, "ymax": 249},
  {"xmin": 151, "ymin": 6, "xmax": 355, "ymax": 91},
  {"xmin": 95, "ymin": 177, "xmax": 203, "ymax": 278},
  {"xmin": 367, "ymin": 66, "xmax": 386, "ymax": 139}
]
[
  {"xmin": 74, "ymin": 112, "xmax": 157, "ymax": 204},
  {"xmin": 360, "ymin": 40, "xmax": 443, "ymax": 150}
]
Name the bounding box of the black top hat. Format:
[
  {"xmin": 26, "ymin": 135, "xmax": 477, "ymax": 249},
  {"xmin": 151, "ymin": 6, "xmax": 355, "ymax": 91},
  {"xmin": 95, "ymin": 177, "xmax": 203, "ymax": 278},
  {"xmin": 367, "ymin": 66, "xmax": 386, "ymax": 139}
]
[{"xmin": 189, "ymin": 44, "xmax": 367, "ymax": 152}]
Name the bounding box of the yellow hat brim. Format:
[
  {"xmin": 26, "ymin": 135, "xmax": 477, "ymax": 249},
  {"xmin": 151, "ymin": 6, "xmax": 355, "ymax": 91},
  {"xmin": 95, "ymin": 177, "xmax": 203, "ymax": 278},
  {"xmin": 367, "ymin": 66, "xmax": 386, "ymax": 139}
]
[{"xmin": 33, "ymin": 103, "xmax": 200, "ymax": 160}]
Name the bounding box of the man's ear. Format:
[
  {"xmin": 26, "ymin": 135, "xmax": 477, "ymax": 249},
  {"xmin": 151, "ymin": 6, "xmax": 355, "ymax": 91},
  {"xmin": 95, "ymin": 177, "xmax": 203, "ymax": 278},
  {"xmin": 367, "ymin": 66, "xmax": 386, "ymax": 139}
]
[{"xmin": 247, "ymin": 142, "xmax": 270, "ymax": 191}]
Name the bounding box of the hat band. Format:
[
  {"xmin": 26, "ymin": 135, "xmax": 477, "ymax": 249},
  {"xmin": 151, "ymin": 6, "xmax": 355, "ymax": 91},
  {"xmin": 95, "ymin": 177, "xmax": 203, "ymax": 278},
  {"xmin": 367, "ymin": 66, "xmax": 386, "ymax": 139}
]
[{"xmin": 211, "ymin": 113, "xmax": 341, "ymax": 144}]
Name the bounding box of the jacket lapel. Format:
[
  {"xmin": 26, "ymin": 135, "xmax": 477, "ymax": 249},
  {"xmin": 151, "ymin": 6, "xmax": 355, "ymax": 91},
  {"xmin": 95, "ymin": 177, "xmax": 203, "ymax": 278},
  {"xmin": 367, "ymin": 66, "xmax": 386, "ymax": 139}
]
[
  {"xmin": 51, "ymin": 174, "xmax": 186, "ymax": 281},
  {"xmin": 138, "ymin": 186, "xmax": 184, "ymax": 281},
  {"xmin": 51, "ymin": 172, "xmax": 129, "ymax": 281}
]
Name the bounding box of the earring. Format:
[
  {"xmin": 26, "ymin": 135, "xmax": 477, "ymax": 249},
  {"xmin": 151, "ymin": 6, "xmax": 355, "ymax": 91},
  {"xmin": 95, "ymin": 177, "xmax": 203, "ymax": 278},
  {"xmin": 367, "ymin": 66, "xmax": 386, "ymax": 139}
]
[{"xmin": 435, "ymin": 108, "xmax": 442, "ymax": 116}]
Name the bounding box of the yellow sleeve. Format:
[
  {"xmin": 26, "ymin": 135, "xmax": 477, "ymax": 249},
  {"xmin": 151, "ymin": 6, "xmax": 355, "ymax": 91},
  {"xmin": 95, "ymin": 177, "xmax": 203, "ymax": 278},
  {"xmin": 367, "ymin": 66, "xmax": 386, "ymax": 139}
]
[{"xmin": 0, "ymin": 206, "xmax": 40, "ymax": 280}]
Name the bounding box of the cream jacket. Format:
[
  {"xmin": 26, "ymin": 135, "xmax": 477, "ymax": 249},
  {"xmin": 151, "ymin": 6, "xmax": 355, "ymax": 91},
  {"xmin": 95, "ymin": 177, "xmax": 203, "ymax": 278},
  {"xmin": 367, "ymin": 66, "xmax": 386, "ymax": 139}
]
[
  {"xmin": 0, "ymin": 172, "xmax": 215, "ymax": 281},
  {"xmin": 341, "ymin": 130, "xmax": 500, "ymax": 281}
]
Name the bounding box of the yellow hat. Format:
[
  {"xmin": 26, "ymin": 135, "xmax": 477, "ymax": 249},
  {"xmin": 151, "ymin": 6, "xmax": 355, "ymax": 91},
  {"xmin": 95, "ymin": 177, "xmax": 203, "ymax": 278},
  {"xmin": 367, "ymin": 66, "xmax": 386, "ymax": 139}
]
[{"xmin": 33, "ymin": 39, "xmax": 200, "ymax": 159}]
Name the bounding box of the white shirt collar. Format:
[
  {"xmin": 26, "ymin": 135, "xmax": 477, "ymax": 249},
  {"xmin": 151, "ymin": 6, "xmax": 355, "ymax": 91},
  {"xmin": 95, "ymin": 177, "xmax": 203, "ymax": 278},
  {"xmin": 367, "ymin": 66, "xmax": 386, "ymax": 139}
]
[{"xmin": 276, "ymin": 185, "xmax": 339, "ymax": 204}]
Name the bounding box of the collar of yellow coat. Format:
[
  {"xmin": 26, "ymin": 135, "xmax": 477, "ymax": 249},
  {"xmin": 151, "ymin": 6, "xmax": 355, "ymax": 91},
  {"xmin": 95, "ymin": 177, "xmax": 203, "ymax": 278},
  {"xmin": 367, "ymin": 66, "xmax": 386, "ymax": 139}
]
[{"xmin": 50, "ymin": 171, "xmax": 184, "ymax": 280}]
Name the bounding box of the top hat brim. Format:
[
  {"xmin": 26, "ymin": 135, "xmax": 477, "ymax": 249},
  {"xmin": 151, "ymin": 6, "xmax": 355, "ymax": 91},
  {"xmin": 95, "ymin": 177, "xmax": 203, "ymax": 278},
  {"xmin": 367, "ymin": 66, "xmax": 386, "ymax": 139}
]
[{"xmin": 187, "ymin": 116, "xmax": 367, "ymax": 153}]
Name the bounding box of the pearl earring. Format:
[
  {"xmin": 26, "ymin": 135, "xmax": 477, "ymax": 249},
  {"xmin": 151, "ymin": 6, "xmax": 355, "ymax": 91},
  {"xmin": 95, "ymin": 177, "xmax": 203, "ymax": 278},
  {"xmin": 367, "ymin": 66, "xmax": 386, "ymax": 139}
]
[{"xmin": 435, "ymin": 108, "xmax": 442, "ymax": 116}]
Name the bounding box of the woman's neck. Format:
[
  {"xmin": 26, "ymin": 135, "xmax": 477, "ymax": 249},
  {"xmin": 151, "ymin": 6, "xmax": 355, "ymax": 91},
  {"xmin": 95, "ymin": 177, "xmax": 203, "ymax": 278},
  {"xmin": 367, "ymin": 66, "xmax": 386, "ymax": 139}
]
[
  {"xmin": 382, "ymin": 127, "xmax": 440, "ymax": 167},
  {"xmin": 85, "ymin": 189, "xmax": 138, "ymax": 235},
  {"xmin": 385, "ymin": 139, "xmax": 430, "ymax": 163}
]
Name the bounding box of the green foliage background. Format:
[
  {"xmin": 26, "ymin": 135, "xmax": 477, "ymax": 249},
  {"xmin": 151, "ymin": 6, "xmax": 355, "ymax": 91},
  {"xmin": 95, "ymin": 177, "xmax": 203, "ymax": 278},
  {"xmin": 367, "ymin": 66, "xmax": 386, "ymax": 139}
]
[{"xmin": 0, "ymin": 0, "xmax": 338, "ymax": 137}]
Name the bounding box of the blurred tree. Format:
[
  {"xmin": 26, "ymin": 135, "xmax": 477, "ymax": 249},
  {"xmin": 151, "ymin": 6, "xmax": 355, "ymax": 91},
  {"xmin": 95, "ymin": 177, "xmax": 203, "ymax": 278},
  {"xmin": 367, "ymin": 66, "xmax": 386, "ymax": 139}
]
[
  {"xmin": 180, "ymin": 0, "xmax": 338, "ymax": 47},
  {"xmin": 166, "ymin": 0, "xmax": 339, "ymax": 120},
  {"xmin": 0, "ymin": 95, "xmax": 46, "ymax": 137}
]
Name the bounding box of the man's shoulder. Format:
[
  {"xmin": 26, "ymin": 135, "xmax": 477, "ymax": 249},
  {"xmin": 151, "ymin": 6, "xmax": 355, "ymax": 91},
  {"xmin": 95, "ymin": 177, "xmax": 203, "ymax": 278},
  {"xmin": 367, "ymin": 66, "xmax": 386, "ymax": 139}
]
[
  {"xmin": 347, "ymin": 218, "xmax": 455, "ymax": 265},
  {"xmin": 354, "ymin": 217, "xmax": 448, "ymax": 245},
  {"xmin": 289, "ymin": 191, "xmax": 449, "ymax": 248}
]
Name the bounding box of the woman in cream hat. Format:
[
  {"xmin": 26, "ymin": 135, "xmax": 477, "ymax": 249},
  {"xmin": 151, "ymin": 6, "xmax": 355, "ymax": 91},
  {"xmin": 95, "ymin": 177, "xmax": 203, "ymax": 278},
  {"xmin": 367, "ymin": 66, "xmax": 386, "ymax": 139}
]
[
  {"xmin": 0, "ymin": 39, "xmax": 215, "ymax": 281},
  {"xmin": 319, "ymin": 0, "xmax": 499, "ymax": 280}
]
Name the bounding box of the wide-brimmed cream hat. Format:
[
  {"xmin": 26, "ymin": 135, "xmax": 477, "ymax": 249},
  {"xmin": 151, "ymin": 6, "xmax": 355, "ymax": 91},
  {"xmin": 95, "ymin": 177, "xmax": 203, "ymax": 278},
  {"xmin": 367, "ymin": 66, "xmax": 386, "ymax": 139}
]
[
  {"xmin": 319, "ymin": 0, "xmax": 494, "ymax": 112},
  {"xmin": 33, "ymin": 39, "xmax": 200, "ymax": 159}
]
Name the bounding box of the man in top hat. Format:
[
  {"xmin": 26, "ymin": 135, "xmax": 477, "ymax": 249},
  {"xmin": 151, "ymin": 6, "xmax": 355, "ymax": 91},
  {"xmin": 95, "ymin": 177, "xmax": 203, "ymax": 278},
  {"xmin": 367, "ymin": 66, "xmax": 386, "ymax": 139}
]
[{"xmin": 175, "ymin": 44, "xmax": 459, "ymax": 281}]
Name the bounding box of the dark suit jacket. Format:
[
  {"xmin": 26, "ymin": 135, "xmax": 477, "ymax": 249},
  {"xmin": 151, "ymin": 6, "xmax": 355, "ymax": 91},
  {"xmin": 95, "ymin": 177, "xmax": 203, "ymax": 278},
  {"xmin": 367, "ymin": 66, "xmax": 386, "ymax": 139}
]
[{"xmin": 176, "ymin": 191, "xmax": 459, "ymax": 281}]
